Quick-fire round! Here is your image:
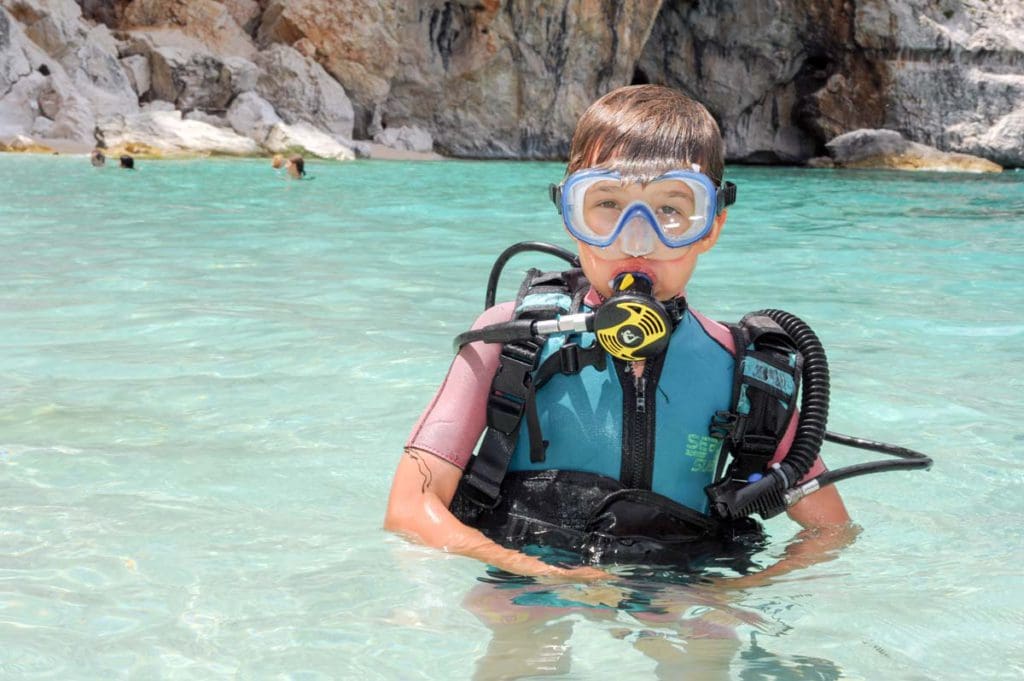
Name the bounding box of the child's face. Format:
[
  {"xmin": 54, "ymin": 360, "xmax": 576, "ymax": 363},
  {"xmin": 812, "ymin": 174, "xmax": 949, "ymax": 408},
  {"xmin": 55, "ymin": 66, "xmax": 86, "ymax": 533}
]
[{"xmin": 573, "ymin": 211, "xmax": 725, "ymax": 300}]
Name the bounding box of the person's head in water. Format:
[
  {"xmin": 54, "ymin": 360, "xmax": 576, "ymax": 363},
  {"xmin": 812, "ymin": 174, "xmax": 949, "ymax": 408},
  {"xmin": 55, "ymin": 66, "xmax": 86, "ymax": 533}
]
[
  {"xmin": 120, "ymin": 155, "xmax": 135, "ymax": 170},
  {"xmin": 90, "ymin": 149, "xmax": 105, "ymax": 167},
  {"xmin": 286, "ymin": 155, "xmax": 305, "ymax": 179},
  {"xmin": 271, "ymin": 154, "xmax": 285, "ymax": 169},
  {"xmin": 555, "ymin": 84, "xmax": 732, "ymax": 301}
]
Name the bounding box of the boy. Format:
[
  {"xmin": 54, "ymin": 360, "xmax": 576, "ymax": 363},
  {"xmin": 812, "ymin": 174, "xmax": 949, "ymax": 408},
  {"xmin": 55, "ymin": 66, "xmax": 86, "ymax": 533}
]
[{"xmin": 385, "ymin": 85, "xmax": 850, "ymax": 581}]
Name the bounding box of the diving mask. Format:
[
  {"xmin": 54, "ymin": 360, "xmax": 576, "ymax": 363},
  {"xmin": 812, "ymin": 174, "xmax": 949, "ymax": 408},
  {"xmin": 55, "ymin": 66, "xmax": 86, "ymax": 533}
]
[{"xmin": 550, "ymin": 167, "xmax": 737, "ymax": 258}]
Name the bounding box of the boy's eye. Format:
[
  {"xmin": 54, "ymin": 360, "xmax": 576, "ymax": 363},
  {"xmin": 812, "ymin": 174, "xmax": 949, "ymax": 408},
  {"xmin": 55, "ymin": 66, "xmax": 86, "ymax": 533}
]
[
  {"xmin": 595, "ymin": 200, "xmax": 620, "ymax": 210},
  {"xmin": 659, "ymin": 205, "xmax": 679, "ymax": 216}
]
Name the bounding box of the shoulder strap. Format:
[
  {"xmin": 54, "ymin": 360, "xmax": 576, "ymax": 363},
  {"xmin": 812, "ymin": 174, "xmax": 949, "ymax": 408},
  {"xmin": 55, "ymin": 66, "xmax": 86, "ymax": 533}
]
[
  {"xmin": 460, "ymin": 268, "xmax": 590, "ymax": 507},
  {"xmin": 709, "ymin": 313, "xmax": 803, "ymax": 483}
]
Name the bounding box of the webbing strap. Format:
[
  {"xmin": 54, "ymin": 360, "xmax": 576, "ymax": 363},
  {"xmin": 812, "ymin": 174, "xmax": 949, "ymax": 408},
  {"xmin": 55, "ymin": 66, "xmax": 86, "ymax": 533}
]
[
  {"xmin": 462, "ymin": 336, "xmax": 544, "ymax": 506},
  {"xmin": 709, "ymin": 316, "xmax": 802, "ymax": 483},
  {"xmin": 462, "ymin": 268, "xmax": 592, "ymax": 507}
]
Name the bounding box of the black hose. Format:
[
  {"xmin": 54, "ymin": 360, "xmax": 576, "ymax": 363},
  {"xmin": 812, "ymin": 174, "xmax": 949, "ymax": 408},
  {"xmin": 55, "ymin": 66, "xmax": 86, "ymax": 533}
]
[
  {"xmin": 453, "ymin": 320, "xmax": 537, "ymax": 352},
  {"xmin": 812, "ymin": 430, "xmax": 933, "ymax": 487},
  {"xmin": 757, "ymin": 309, "xmax": 830, "ymax": 488},
  {"xmin": 485, "ymin": 242, "xmax": 578, "ymax": 309}
]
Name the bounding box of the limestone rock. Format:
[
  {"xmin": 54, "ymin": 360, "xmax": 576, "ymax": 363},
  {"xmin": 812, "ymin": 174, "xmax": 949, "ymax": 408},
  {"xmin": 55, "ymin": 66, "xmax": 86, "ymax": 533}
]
[
  {"xmin": 221, "ymin": 0, "xmax": 262, "ymax": 35},
  {"xmin": 119, "ymin": 53, "xmax": 149, "ymax": 97},
  {"xmin": 147, "ymin": 46, "xmax": 250, "ymax": 112},
  {"xmin": 98, "ymin": 109, "xmax": 260, "ymax": 155},
  {"xmin": 825, "ymin": 128, "xmax": 1003, "ymax": 173},
  {"xmin": 183, "ymin": 110, "xmax": 230, "ymax": 128},
  {"xmin": 0, "ymin": 132, "xmax": 53, "ymax": 152},
  {"xmin": 263, "ymin": 121, "xmax": 355, "ymax": 160},
  {"xmin": 257, "ymin": 0, "xmax": 661, "ymax": 158},
  {"xmin": 226, "ymin": 90, "xmax": 281, "ymax": 144},
  {"xmin": 0, "ymin": 5, "xmax": 98, "ymax": 144},
  {"xmin": 253, "ymin": 43, "xmax": 353, "ymax": 140},
  {"xmin": 122, "ymin": 0, "xmax": 256, "ymax": 58},
  {"xmin": 373, "ymin": 124, "xmax": 432, "ymax": 153},
  {"xmin": 2, "ymin": 0, "xmax": 138, "ymax": 118}
]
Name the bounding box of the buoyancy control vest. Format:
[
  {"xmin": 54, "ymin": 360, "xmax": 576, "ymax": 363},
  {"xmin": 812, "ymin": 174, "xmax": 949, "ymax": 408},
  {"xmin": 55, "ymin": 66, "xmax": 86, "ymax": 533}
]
[
  {"xmin": 449, "ymin": 242, "xmax": 933, "ymax": 568},
  {"xmin": 450, "ymin": 264, "xmax": 800, "ymax": 568}
]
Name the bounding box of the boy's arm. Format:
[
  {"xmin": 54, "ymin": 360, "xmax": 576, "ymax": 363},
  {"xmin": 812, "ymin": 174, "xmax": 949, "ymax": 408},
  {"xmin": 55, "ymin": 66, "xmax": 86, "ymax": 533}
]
[
  {"xmin": 384, "ymin": 447, "xmax": 608, "ymax": 580},
  {"xmin": 718, "ymin": 485, "xmax": 857, "ymax": 589}
]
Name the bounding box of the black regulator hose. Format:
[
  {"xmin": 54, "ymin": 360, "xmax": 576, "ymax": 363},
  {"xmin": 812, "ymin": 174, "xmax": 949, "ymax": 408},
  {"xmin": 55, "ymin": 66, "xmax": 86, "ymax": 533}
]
[
  {"xmin": 454, "ymin": 242, "xmax": 580, "ymax": 353},
  {"xmin": 708, "ymin": 308, "xmax": 830, "ymax": 520},
  {"xmin": 485, "ymin": 241, "xmax": 578, "ymax": 309},
  {"xmin": 760, "ymin": 308, "xmax": 830, "ymax": 489},
  {"xmin": 711, "ymin": 310, "xmax": 933, "ymax": 520}
]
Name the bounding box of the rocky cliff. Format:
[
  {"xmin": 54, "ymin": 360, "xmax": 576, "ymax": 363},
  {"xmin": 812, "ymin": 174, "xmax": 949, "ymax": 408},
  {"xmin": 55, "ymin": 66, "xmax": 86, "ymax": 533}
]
[{"xmin": 1, "ymin": 0, "xmax": 1020, "ymax": 167}]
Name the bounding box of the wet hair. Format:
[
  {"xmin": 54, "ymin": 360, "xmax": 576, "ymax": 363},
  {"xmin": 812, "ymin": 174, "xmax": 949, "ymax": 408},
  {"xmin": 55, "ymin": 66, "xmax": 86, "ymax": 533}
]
[
  {"xmin": 288, "ymin": 155, "xmax": 305, "ymax": 176},
  {"xmin": 119, "ymin": 155, "xmax": 134, "ymax": 169},
  {"xmin": 566, "ymin": 84, "xmax": 726, "ymax": 187}
]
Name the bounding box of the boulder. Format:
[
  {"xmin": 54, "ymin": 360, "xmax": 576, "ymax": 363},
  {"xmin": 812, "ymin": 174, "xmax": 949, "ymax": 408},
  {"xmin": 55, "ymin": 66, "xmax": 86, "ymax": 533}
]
[
  {"xmin": 119, "ymin": 53, "xmax": 149, "ymax": 97},
  {"xmin": 97, "ymin": 109, "xmax": 260, "ymax": 155},
  {"xmin": 263, "ymin": 121, "xmax": 355, "ymax": 160},
  {"xmin": 373, "ymin": 124, "xmax": 432, "ymax": 153},
  {"xmin": 226, "ymin": 90, "xmax": 282, "ymax": 144},
  {"xmin": 825, "ymin": 129, "xmax": 1003, "ymax": 173},
  {"xmin": 0, "ymin": 132, "xmax": 53, "ymax": 152},
  {"xmin": 0, "ymin": 7, "xmax": 95, "ymax": 144},
  {"xmin": 148, "ymin": 46, "xmax": 238, "ymax": 112},
  {"xmin": 253, "ymin": 43, "xmax": 354, "ymax": 140},
  {"xmin": 2, "ymin": 0, "xmax": 138, "ymax": 118}
]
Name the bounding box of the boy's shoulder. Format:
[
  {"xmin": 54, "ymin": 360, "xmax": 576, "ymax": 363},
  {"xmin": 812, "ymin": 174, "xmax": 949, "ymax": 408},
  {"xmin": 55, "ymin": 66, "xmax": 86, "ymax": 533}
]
[
  {"xmin": 471, "ymin": 301, "xmax": 515, "ymax": 329},
  {"xmin": 687, "ymin": 306, "xmax": 738, "ymax": 355}
]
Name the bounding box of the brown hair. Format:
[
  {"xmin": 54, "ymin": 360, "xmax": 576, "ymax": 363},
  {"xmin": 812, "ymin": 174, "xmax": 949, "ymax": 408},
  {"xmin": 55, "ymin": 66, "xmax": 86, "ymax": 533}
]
[{"xmin": 566, "ymin": 85, "xmax": 726, "ymax": 187}]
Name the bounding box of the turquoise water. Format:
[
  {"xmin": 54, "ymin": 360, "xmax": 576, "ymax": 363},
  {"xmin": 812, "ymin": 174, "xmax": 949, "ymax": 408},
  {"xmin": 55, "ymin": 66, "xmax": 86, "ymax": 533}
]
[{"xmin": 0, "ymin": 154, "xmax": 1022, "ymax": 680}]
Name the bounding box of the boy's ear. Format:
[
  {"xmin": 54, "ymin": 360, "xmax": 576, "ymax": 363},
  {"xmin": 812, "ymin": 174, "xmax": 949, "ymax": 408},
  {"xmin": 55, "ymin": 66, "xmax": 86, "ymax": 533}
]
[{"xmin": 694, "ymin": 210, "xmax": 727, "ymax": 254}]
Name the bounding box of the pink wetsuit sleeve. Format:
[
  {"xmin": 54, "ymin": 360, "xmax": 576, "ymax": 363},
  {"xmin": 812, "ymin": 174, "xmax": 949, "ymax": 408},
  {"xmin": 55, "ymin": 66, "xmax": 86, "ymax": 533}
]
[
  {"xmin": 769, "ymin": 409, "xmax": 827, "ymax": 483},
  {"xmin": 404, "ymin": 302, "xmax": 515, "ymax": 469}
]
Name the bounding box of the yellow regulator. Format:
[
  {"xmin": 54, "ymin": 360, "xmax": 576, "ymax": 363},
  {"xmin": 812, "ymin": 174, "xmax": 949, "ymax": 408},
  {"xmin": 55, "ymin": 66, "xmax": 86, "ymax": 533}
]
[{"xmin": 593, "ymin": 273, "xmax": 672, "ymax": 361}]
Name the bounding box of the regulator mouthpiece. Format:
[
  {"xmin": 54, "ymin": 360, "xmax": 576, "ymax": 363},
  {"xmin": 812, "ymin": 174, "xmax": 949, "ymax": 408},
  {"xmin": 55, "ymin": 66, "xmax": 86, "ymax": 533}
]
[{"xmin": 593, "ymin": 273, "xmax": 672, "ymax": 361}]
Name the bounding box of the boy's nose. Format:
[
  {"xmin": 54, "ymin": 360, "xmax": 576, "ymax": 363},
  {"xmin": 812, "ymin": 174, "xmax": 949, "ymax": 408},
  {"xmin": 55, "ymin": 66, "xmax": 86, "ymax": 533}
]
[{"xmin": 618, "ymin": 216, "xmax": 657, "ymax": 257}]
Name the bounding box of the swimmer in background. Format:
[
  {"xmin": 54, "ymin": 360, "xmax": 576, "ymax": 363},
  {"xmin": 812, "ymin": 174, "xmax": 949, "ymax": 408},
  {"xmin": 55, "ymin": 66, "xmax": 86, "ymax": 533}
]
[
  {"xmin": 90, "ymin": 149, "xmax": 105, "ymax": 167},
  {"xmin": 285, "ymin": 155, "xmax": 306, "ymax": 179},
  {"xmin": 119, "ymin": 155, "xmax": 135, "ymax": 170}
]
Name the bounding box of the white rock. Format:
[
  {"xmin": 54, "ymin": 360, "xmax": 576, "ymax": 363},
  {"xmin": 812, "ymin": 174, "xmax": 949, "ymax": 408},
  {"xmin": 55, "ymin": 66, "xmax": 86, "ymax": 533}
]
[
  {"xmin": 373, "ymin": 125, "xmax": 433, "ymax": 153},
  {"xmin": 263, "ymin": 121, "xmax": 355, "ymax": 160},
  {"xmin": 99, "ymin": 110, "xmax": 260, "ymax": 155},
  {"xmin": 226, "ymin": 91, "xmax": 282, "ymax": 144},
  {"xmin": 120, "ymin": 54, "xmax": 150, "ymax": 97}
]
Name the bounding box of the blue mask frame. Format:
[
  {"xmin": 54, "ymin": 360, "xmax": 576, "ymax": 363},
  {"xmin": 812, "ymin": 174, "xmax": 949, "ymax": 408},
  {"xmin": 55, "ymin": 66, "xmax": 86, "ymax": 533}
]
[{"xmin": 550, "ymin": 169, "xmax": 737, "ymax": 249}]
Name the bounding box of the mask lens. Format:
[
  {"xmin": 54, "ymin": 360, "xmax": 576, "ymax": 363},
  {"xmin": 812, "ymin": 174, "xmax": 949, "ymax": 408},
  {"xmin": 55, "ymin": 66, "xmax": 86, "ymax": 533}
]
[
  {"xmin": 578, "ymin": 179, "xmax": 626, "ymax": 239},
  {"xmin": 645, "ymin": 177, "xmax": 710, "ymax": 244},
  {"xmin": 566, "ymin": 172, "xmax": 714, "ymax": 248}
]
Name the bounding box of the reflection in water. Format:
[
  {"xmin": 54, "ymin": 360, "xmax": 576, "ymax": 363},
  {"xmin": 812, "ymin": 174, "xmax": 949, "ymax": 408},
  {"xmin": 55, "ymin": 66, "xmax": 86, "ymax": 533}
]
[
  {"xmin": 463, "ymin": 565, "xmax": 842, "ymax": 680},
  {"xmin": 739, "ymin": 632, "xmax": 843, "ymax": 680}
]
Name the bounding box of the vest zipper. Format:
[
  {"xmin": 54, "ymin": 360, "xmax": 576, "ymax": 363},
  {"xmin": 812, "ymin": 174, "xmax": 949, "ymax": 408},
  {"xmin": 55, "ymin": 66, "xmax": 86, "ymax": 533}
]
[{"xmin": 619, "ymin": 357, "xmax": 659, "ymax": 489}]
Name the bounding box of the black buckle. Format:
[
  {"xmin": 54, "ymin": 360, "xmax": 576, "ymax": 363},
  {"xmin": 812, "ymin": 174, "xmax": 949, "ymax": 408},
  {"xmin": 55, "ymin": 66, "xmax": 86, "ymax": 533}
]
[
  {"xmin": 487, "ymin": 392, "xmax": 525, "ymax": 435},
  {"xmin": 460, "ymin": 474, "xmax": 502, "ymax": 509},
  {"xmin": 710, "ymin": 410, "xmax": 743, "ymax": 440},
  {"xmin": 737, "ymin": 434, "xmax": 777, "ymax": 456}
]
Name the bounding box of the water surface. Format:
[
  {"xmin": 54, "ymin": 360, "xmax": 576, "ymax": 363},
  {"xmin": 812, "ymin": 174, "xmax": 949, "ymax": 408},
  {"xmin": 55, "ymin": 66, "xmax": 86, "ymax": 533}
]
[{"xmin": 1, "ymin": 155, "xmax": 1022, "ymax": 679}]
